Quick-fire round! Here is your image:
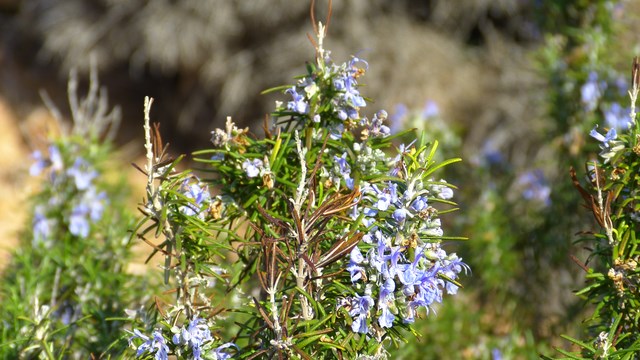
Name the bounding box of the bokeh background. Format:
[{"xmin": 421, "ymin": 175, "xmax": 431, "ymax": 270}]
[{"xmin": 1, "ymin": 0, "xmax": 638, "ymax": 358}]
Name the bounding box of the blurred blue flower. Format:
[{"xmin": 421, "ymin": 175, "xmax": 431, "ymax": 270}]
[
  {"xmin": 389, "ymin": 103, "xmax": 408, "ymax": 134},
  {"xmin": 422, "ymin": 100, "xmax": 439, "ymax": 119},
  {"xmin": 69, "ymin": 204, "xmax": 90, "ymax": 238},
  {"xmin": 33, "ymin": 205, "xmax": 52, "ymax": 245},
  {"xmin": 604, "ymin": 103, "xmax": 630, "ymax": 131},
  {"xmin": 67, "ymin": 158, "xmax": 97, "ymax": 190},
  {"xmin": 614, "ymin": 75, "xmax": 628, "ymax": 96},
  {"xmin": 84, "ymin": 188, "xmax": 107, "ymax": 221},
  {"xmin": 49, "ymin": 145, "xmax": 64, "ymax": 173},
  {"xmin": 516, "ymin": 169, "xmax": 551, "ymax": 206},
  {"xmin": 29, "ymin": 150, "xmax": 47, "ymax": 176},
  {"xmin": 581, "ymin": 71, "xmax": 606, "ymax": 112}
]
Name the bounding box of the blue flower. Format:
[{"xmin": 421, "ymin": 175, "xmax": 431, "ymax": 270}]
[
  {"xmin": 242, "ymin": 159, "xmax": 263, "ymax": 178},
  {"xmin": 410, "ymin": 197, "xmax": 428, "ymax": 212},
  {"xmin": 172, "ymin": 317, "xmax": 213, "ymax": 360},
  {"xmin": 422, "ymin": 100, "xmax": 439, "ymax": 119},
  {"xmin": 334, "ymin": 153, "xmax": 351, "ymax": 178},
  {"xmin": 378, "ymin": 278, "xmax": 396, "ymax": 328},
  {"xmin": 49, "ymin": 145, "xmax": 64, "ymax": 173},
  {"xmin": 33, "ymin": 206, "xmax": 52, "ymax": 245},
  {"xmin": 431, "ymin": 182, "xmax": 454, "ymax": 200},
  {"xmin": 349, "ymin": 293, "xmax": 374, "ymax": 334},
  {"xmin": 516, "ymin": 170, "xmax": 551, "ymax": 206},
  {"xmin": 129, "ymin": 329, "xmax": 169, "ymax": 360},
  {"xmin": 581, "ymin": 71, "xmax": 605, "ymax": 111},
  {"xmin": 347, "ymin": 247, "xmax": 365, "ymax": 282},
  {"xmin": 604, "ymin": 103, "xmax": 630, "ymax": 131},
  {"xmin": 67, "ymin": 158, "xmax": 97, "ymax": 190},
  {"xmin": 345, "ymin": 178, "xmax": 355, "ymax": 190},
  {"xmin": 211, "ymin": 343, "xmax": 238, "ymax": 360},
  {"xmin": 590, "ymin": 125, "xmax": 617, "ymax": 147},
  {"xmin": 440, "ymin": 255, "xmax": 469, "ymax": 295},
  {"xmin": 492, "ymin": 348, "xmax": 503, "ymax": 360},
  {"xmin": 83, "ymin": 188, "xmax": 107, "ymax": 221},
  {"xmin": 285, "ymin": 87, "xmax": 309, "ymax": 114},
  {"xmin": 368, "ymin": 110, "xmax": 390, "ymax": 138},
  {"xmin": 29, "ymin": 150, "xmax": 47, "ymax": 176},
  {"xmin": 329, "ymin": 123, "xmax": 345, "ymax": 140},
  {"xmin": 389, "ymin": 103, "xmax": 407, "ymax": 134},
  {"xmin": 69, "ymin": 204, "xmax": 90, "ymax": 238},
  {"xmin": 180, "ymin": 180, "xmax": 211, "ymax": 218},
  {"xmin": 392, "ymin": 208, "xmax": 410, "ymax": 224}
]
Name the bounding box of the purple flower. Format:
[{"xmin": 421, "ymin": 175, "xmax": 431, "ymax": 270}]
[
  {"xmin": 242, "ymin": 159, "xmax": 263, "ymax": 178},
  {"xmin": 374, "ymin": 183, "xmax": 398, "ymax": 211},
  {"xmin": 416, "ymin": 268, "xmax": 442, "ymax": 307},
  {"xmin": 285, "ymin": 87, "xmax": 309, "ymax": 114},
  {"xmin": 590, "ymin": 125, "xmax": 617, "ymax": 147},
  {"xmin": 438, "ymin": 187, "xmax": 453, "ymax": 200}
]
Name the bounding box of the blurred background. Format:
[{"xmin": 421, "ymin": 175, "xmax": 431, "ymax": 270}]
[{"xmin": 0, "ymin": 0, "xmax": 637, "ymax": 358}]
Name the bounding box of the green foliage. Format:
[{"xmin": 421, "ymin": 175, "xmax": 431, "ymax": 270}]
[{"xmin": 0, "ymin": 69, "xmax": 149, "ymax": 358}]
